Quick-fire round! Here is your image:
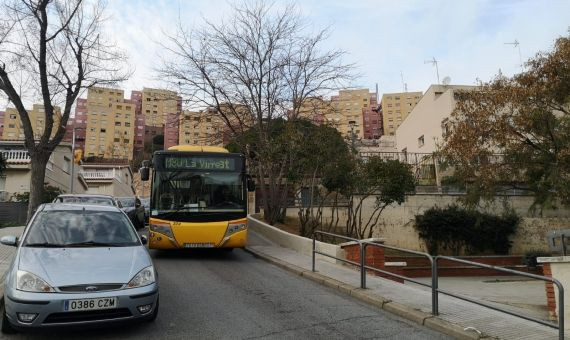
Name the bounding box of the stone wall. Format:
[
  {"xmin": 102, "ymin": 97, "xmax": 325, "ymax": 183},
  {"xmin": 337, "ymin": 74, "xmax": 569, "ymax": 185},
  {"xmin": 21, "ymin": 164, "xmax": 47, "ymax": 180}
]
[{"xmin": 285, "ymin": 194, "xmax": 570, "ymax": 255}]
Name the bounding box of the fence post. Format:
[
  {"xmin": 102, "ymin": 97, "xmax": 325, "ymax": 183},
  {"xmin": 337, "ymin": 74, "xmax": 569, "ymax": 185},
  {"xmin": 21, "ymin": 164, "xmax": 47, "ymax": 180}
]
[
  {"xmin": 360, "ymin": 242, "xmax": 366, "ymax": 289},
  {"xmin": 556, "ymin": 280, "xmax": 564, "ymax": 340},
  {"xmin": 432, "ymin": 256, "xmax": 439, "ymax": 316},
  {"xmin": 312, "ymin": 234, "xmax": 316, "ymax": 272}
]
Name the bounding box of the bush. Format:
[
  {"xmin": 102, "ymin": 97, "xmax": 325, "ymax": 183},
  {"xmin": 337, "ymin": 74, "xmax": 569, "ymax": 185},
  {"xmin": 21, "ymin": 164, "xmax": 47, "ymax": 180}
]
[
  {"xmin": 414, "ymin": 205, "xmax": 520, "ymax": 255},
  {"xmin": 14, "ymin": 183, "xmax": 63, "ymax": 204}
]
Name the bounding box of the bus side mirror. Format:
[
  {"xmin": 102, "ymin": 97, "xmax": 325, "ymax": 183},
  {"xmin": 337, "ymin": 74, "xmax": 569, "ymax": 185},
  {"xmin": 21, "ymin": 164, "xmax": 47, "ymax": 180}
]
[
  {"xmin": 140, "ymin": 167, "xmax": 150, "ymax": 181},
  {"xmin": 247, "ymin": 176, "xmax": 256, "ymax": 192}
]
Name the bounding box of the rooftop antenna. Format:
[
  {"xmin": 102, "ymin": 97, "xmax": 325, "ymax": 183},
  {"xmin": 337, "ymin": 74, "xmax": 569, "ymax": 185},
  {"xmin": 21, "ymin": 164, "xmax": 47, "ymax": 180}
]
[
  {"xmin": 424, "ymin": 57, "xmax": 440, "ymax": 84},
  {"xmin": 504, "ymin": 39, "xmax": 523, "ymax": 72},
  {"xmin": 375, "ymin": 83, "xmax": 379, "ymax": 102},
  {"xmin": 400, "ymin": 71, "xmax": 406, "ymax": 92}
]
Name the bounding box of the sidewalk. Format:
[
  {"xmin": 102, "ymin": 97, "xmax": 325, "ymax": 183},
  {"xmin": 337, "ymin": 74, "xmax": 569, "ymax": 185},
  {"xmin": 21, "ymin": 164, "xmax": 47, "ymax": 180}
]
[{"xmin": 247, "ymin": 231, "xmax": 560, "ymax": 340}]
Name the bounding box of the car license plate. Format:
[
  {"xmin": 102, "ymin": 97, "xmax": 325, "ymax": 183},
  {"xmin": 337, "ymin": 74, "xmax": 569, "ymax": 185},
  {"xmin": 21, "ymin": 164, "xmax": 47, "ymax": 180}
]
[
  {"xmin": 64, "ymin": 297, "xmax": 118, "ymax": 311},
  {"xmin": 183, "ymin": 243, "xmax": 214, "ymax": 248}
]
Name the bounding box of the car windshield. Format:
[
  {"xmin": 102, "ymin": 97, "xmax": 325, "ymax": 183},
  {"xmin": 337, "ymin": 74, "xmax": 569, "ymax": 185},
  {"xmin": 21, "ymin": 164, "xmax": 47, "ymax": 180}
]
[
  {"xmin": 57, "ymin": 196, "xmax": 114, "ymax": 206},
  {"xmin": 23, "ymin": 210, "xmax": 140, "ymax": 247},
  {"xmin": 118, "ymin": 198, "xmax": 135, "ymax": 207}
]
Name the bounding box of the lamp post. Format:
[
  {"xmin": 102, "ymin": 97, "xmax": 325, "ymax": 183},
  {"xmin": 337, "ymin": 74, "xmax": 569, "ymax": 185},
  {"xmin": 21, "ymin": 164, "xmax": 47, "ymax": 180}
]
[{"xmin": 348, "ymin": 120, "xmax": 358, "ymax": 151}]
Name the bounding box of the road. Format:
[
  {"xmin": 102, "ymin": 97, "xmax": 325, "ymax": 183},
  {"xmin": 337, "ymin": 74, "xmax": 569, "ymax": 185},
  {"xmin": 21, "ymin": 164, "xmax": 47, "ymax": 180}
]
[{"xmin": 2, "ymin": 243, "xmax": 448, "ymax": 339}]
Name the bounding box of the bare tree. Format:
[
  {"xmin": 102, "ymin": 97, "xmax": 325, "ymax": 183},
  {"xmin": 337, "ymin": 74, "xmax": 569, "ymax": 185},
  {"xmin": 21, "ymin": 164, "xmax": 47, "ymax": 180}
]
[
  {"xmin": 159, "ymin": 1, "xmax": 355, "ymax": 224},
  {"xmin": 0, "ymin": 0, "xmax": 130, "ymax": 218}
]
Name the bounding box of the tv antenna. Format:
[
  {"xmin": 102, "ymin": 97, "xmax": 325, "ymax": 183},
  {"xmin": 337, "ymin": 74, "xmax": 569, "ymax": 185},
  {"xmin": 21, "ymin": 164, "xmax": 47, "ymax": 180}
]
[
  {"xmin": 504, "ymin": 39, "xmax": 523, "ymax": 72},
  {"xmin": 442, "ymin": 76, "xmax": 451, "ymax": 86},
  {"xmin": 400, "ymin": 71, "xmax": 407, "ymax": 92},
  {"xmin": 424, "ymin": 57, "xmax": 440, "ymax": 84}
]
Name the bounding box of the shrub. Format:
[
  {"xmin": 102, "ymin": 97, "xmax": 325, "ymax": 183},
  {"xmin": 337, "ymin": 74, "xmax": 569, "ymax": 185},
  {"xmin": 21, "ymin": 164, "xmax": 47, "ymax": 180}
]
[{"xmin": 414, "ymin": 205, "xmax": 520, "ymax": 255}]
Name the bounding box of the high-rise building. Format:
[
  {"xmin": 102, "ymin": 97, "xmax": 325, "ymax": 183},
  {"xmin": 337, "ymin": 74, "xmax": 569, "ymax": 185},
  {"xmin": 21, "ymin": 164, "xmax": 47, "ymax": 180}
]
[
  {"xmin": 380, "ymin": 91, "xmax": 422, "ymax": 136},
  {"xmin": 141, "ymin": 88, "xmax": 181, "ymax": 128},
  {"xmin": 2, "ymin": 104, "xmax": 61, "ymax": 141},
  {"xmin": 83, "ymin": 87, "xmax": 136, "ymax": 160},
  {"xmin": 64, "ymin": 98, "xmax": 87, "ymax": 152},
  {"xmin": 362, "ymin": 95, "xmax": 381, "ymax": 139},
  {"xmin": 130, "ymin": 91, "xmax": 145, "ymax": 154},
  {"xmin": 178, "ymin": 110, "xmax": 225, "ymax": 147}
]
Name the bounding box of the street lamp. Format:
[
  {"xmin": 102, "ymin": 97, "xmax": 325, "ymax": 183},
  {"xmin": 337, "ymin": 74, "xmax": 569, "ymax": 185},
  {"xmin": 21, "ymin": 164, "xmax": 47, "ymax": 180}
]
[
  {"xmin": 69, "ymin": 127, "xmax": 85, "ymax": 194},
  {"xmin": 348, "ymin": 120, "xmax": 358, "ymax": 151}
]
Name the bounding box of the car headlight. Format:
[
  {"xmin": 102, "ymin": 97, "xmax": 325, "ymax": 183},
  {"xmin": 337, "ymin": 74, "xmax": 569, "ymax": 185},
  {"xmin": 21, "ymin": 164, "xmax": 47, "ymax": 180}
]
[
  {"xmin": 127, "ymin": 266, "xmax": 155, "ymax": 289},
  {"xmin": 150, "ymin": 223, "xmax": 174, "ymax": 239},
  {"xmin": 225, "ymin": 221, "xmax": 247, "ymax": 237},
  {"xmin": 16, "ymin": 270, "xmax": 55, "ymax": 293}
]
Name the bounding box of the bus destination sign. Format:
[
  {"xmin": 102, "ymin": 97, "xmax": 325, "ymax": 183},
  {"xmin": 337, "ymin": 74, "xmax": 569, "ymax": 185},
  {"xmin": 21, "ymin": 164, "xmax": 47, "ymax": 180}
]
[{"xmin": 165, "ymin": 156, "xmax": 236, "ymax": 171}]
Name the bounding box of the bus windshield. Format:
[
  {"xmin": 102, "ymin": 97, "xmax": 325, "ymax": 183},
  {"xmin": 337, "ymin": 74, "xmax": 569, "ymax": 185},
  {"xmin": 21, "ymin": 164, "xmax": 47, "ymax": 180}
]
[{"xmin": 151, "ymin": 171, "xmax": 245, "ymax": 220}]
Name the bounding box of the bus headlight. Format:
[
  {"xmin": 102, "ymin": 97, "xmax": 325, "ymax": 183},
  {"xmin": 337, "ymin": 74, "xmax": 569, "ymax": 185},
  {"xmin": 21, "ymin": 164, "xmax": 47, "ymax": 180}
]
[
  {"xmin": 225, "ymin": 222, "xmax": 247, "ymax": 237},
  {"xmin": 150, "ymin": 223, "xmax": 174, "ymax": 239}
]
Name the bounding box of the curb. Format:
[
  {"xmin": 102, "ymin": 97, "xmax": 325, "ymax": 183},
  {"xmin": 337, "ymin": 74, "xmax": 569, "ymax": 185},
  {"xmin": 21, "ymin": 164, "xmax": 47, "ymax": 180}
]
[{"xmin": 245, "ymin": 246, "xmax": 490, "ymax": 340}]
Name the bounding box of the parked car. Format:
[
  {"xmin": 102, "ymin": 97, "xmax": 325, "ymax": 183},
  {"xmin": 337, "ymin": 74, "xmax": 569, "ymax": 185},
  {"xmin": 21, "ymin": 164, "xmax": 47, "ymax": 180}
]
[
  {"xmin": 140, "ymin": 198, "xmax": 150, "ymax": 225},
  {"xmin": 117, "ymin": 197, "xmax": 145, "ymax": 229},
  {"xmin": 53, "ymin": 194, "xmax": 123, "ymax": 208},
  {"xmin": 0, "ymin": 203, "xmax": 158, "ymax": 333}
]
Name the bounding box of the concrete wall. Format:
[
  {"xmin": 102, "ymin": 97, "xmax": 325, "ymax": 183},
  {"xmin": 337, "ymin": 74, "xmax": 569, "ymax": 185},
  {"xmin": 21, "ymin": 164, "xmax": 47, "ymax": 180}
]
[
  {"xmin": 286, "ymin": 194, "xmax": 570, "ymax": 255},
  {"xmin": 247, "ymin": 214, "xmax": 345, "ymax": 264}
]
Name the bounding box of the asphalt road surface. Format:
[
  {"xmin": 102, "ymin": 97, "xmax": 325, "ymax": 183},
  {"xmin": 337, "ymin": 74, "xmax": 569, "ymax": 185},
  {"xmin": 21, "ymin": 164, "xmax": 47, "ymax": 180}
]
[{"xmin": 3, "ymin": 246, "xmax": 449, "ymax": 339}]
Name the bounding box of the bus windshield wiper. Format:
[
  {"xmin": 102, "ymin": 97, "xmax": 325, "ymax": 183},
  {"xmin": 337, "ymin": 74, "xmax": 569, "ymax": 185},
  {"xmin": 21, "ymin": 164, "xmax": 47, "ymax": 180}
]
[
  {"xmin": 25, "ymin": 242, "xmax": 67, "ymax": 248},
  {"xmin": 64, "ymin": 241, "xmax": 124, "ymax": 247}
]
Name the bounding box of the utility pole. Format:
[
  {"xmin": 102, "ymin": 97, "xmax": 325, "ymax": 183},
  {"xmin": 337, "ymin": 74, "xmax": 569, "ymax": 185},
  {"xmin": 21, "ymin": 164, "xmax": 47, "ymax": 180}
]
[
  {"xmin": 424, "ymin": 57, "xmax": 440, "ymax": 84},
  {"xmin": 70, "ymin": 128, "xmax": 76, "ymax": 194}
]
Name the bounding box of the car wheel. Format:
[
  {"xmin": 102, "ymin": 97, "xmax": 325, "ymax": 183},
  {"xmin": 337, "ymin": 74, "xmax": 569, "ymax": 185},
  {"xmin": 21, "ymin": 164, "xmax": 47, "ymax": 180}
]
[
  {"xmin": 147, "ymin": 297, "xmax": 159, "ymax": 322},
  {"xmin": 1, "ymin": 301, "xmax": 16, "ymax": 334}
]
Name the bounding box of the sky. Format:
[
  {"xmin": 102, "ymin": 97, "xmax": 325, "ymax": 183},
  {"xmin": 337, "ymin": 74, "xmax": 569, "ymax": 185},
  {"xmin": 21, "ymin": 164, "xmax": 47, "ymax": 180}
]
[{"xmin": 102, "ymin": 0, "xmax": 570, "ymax": 98}]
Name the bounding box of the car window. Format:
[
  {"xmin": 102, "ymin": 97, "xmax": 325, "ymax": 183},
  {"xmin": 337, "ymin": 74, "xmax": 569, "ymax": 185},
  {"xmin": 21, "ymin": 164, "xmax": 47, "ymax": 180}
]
[
  {"xmin": 58, "ymin": 196, "xmax": 114, "ymax": 206},
  {"xmin": 118, "ymin": 198, "xmax": 135, "ymax": 207},
  {"xmin": 23, "ymin": 210, "xmax": 140, "ymax": 247}
]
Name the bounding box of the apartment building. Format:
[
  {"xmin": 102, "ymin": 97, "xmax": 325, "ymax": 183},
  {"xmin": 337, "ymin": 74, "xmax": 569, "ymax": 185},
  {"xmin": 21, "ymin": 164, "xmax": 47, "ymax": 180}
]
[
  {"xmin": 178, "ymin": 110, "xmax": 225, "ymax": 147},
  {"xmin": 362, "ymin": 95, "xmax": 381, "ymax": 139},
  {"xmin": 2, "ymin": 105, "xmax": 62, "ymax": 141},
  {"xmin": 395, "ymin": 84, "xmax": 475, "ymax": 153},
  {"xmin": 83, "ymin": 87, "xmax": 136, "ymax": 160},
  {"xmin": 141, "ymin": 88, "xmax": 181, "ymax": 128},
  {"xmin": 0, "ymin": 111, "xmax": 4, "ymax": 137},
  {"xmin": 381, "ymin": 91, "xmax": 423, "ymax": 136},
  {"xmin": 63, "ymin": 98, "xmax": 87, "ymax": 152},
  {"xmin": 130, "ymin": 91, "xmax": 145, "ymax": 154},
  {"xmin": 330, "ymin": 89, "xmax": 376, "ymax": 139}
]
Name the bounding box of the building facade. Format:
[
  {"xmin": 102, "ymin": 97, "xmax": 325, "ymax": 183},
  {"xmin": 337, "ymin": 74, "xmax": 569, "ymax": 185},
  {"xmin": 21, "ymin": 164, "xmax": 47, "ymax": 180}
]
[
  {"xmin": 330, "ymin": 89, "xmax": 376, "ymax": 140},
  {"xmin": 178, "ymin": 110, "xmax": 225, "ymax": 147},
  {"xmin": 83, "ymin": 87, "xmax": 136, "ymax": 160},
  {"xmin": 2, "ymin": 105, "xmax": 62, "ymax": 141},
  {"xmin": 0, "ymin": 111, "xmax": 4, "ymax": 137},
  {"xmin": 362, "ymin": 95, "xmax": 381, "ymax": 139},
  {"xmin": 79, "ymin": 164, "xmax": 135, "ymax": 197},
  {"xmin": 395, "ymin": 84, "xmax": 475, "ymax": 153},
  {"xmin": 141, "ymin": 88, "xmax": 181, "ymax": 128},
  {"xmin": 380, "ymin": 91, "xmax": 422, "ymax": 136},
  {"xmin": 0, "ymin": 141, "xmax": 87, "ymax": 201}
]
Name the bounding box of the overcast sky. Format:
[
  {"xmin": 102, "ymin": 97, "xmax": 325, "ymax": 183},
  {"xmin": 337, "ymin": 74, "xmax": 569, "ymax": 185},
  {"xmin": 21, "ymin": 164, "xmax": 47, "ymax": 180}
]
[{"xmin": 105, "ymin": 0, "xmax": 569, "ymax": 98}]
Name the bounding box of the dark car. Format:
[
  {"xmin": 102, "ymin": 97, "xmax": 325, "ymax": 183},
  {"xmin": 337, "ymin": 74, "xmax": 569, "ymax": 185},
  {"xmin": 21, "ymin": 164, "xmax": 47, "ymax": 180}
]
[{"xmin": 117, "ymin": 197, "xmax": 145, "ymax": 229}]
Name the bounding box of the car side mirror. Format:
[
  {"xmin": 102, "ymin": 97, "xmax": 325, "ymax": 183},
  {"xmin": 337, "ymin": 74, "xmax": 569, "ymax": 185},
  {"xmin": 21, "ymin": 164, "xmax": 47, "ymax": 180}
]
[
  {"xmin": 247, "ymin": 176, "xmax": 256, "ymax": 192},
  {"xmin": 0, "ymin": 235, "xmax": 18, "ymax": 247},
  {"xmin": 140, "ymin": 235, "xmax": 148, "ymax": 245},
  {"xmin": 140, "ymin": 167, "xmax": 150, "ymax": 181}
]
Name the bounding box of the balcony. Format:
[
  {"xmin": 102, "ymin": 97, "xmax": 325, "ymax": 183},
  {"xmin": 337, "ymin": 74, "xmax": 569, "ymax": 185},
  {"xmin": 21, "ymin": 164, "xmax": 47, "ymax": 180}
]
[
  {"xmin": 79, "ymin": 170, "xmax": 122, "ymax": 183},
  {"xmin": 1, "ymin": 150, "xmax": 31, "ymax": 164}
]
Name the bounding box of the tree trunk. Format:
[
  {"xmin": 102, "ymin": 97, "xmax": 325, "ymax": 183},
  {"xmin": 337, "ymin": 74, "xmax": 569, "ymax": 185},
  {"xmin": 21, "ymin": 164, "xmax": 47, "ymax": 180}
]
[{"xmin": 27, "ymin": 153, "xmax": 50, "ymax": 221}]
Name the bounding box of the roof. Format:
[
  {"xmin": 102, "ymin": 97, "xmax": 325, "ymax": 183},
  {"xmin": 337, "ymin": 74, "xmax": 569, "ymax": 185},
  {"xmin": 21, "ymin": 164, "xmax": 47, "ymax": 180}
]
[
  {"xmin": 56, "ymin": 194, "xmax": 115, "ymax": 199},
  {"xmin": 40, "ymin": 203, "xmax": 122, "ymax": 213},
  {"xmin": 167, "ymin": 145, "xmax": 229, "ymax": 153}
]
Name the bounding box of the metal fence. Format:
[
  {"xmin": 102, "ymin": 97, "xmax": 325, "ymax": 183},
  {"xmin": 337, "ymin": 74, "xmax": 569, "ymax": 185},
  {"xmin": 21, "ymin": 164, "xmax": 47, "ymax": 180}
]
[
  {"xmin": 312, "ymin": 231, "xmax": 565, "ymax": 340},
  {"xmin": 0, "ymin": 202, "xmax": 28, "ymax": 225}
]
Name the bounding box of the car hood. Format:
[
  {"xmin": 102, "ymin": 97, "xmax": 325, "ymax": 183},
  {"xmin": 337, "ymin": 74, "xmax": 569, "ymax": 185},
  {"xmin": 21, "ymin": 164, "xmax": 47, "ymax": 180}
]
[{"xmin": 17, "ymin": 246, "xmax": 151, "ymax": 287}]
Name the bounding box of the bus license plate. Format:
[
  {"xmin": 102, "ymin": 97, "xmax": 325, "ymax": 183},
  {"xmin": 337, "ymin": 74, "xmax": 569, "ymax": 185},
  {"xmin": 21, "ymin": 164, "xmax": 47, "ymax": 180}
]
[
  {"xmin": 64, "ymin": 297, "xmax": 118, "ymax": 311},
  {"xmin": 183, "ymin": 243, "xmax": 214, "ymax": 248}
]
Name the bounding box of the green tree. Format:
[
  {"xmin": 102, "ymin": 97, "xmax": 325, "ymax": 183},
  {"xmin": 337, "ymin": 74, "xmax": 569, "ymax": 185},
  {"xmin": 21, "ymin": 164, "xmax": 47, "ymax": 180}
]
[
  {"xmin": 441, "ymin": 34, "xmax": 570, "ymax": 211},
  {"xmin": 345, "ymin": 158, "xmax": 416, "ymax": 239}
]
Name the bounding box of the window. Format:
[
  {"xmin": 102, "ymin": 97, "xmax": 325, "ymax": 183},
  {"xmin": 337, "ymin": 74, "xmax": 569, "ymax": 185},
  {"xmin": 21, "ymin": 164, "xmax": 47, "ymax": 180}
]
[
  {"xmin": 63, "ymin": 156, "xmax": 71, "ymax": 173},
  {"xmin": 418, "ymin": 135, "xmax": 425, "ymax": 147},
  {"xmin": 9, "ymin": 114, "xmax": 16, "ymax": 119},
  {"xmin": 100, "ymin": 128, "xmax": 106, "ymax": 133},
  {"xmin": 125, "ymin": 122, "xmax": 131, "ymax": 127},
  {"xmin": 115, "ymin": 122, "xmax": 121, "ymax": 126},
  {"xmin": 8, "ymin": 124, "xmax": 15, "ymax": 128},
  {"xmin": 114, "ymin": 138, "xmax": 120, "ymax": 142},
  {"xmin": 124, "ymin": 139, "xmax": 129, "ymax": 143},
  {"xmin": 395, "ymin": 96, "xmax": 400, "ymax": 100}
]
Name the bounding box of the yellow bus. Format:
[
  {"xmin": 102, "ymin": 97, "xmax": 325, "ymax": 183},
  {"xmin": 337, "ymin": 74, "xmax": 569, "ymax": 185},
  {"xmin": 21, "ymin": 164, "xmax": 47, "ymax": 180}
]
[{"xmin": 140, "ymin": 145, "xmax": 255, "ymax": 250}]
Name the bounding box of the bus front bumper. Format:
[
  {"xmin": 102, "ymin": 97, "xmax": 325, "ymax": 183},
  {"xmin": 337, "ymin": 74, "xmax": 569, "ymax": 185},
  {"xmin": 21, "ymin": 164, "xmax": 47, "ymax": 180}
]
[{"xmin": 148, "ymin": 229, "xmax": 247, "ymax": 249}]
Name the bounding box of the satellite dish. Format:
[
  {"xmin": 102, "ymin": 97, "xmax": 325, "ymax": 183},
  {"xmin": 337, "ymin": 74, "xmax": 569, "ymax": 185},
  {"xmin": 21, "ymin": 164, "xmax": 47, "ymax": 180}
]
[{"xmin": 442, "ymin": 76, "xmax": 451, "ymax": 86}]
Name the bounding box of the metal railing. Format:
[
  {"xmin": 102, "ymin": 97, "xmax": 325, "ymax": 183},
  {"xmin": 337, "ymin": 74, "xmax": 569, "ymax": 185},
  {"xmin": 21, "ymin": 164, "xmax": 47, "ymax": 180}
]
[
  {"xmin": 435, "ymin": 256, "xmax": 564, "ymax": 339},
  {"xmin": 311, "ymin": 230, "xmax": 565, "ymax": 339},
  {"xmin": 0, "ymin": 150, "xmax": 31, "ymax": 163}
]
